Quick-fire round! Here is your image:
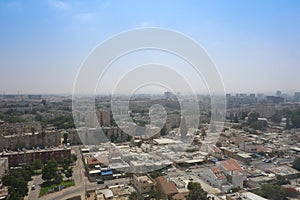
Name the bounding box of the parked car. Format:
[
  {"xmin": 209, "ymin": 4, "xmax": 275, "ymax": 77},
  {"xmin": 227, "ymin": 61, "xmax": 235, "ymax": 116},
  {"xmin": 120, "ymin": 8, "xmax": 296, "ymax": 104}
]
[{"xmin": 97, "ymin": 179, "xmax": 105, "ymax": 184}]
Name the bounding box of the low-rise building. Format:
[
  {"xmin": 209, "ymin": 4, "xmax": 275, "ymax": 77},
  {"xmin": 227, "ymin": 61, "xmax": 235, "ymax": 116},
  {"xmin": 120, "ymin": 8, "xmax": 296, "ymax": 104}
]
[
  {"xmin": 217, "ymin": 159, "xmax": 246, "ymax": 188},
  {"xmin": 0, "ymin": 130, "xmax": 61, "ymax": 151},
  {"xmin": 203, "ymin": 167, "xmax": 227, "ymax": 188},
  {"xmin": 204, "ymin": 159, "xmax": 246, "ymax": 192},
  {"xmin": 0, "ymin": 147, "xmax": 71, "ymax": 166},
  {"xmin": 133, "ymin": 174, "xmax": 155, "ymax": 194},
  {"xmin": 155, "ymin": 176, "xmax": 178, "ymax": 200},
  {"xmin": 268, "ymin": 165, "xmax": 300, "ymax": 180},
  {"xmin": 226, "ymin": 191, "xmax": 267, "ymax": 200}
]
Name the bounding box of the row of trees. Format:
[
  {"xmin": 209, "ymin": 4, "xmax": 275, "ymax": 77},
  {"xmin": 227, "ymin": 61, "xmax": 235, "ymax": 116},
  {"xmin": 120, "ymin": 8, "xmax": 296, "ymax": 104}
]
[{"xmin": 35, "ymin": 114, "xmax": 75, "ymax": 130}]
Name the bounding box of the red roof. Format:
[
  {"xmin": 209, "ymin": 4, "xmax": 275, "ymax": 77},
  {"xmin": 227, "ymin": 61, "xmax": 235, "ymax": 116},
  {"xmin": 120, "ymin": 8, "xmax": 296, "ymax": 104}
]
[
  {"xmin": 87, "ymin": 157, "xmax": 100, "ymax": 165},
  {"xmin": 211, "ymin": 167, "xmax": 226, "ymax": 180},
  {"xmin": 220, "ymin": 159, "xmax": 243, "ymax": 172},
  {"xmin": 155, "ymin": 176, "xmax": 178, "ymax": 196}
]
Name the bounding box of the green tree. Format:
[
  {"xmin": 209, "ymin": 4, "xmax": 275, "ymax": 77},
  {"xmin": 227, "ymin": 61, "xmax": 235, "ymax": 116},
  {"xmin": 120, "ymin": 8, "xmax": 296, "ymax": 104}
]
[
  {"xmin": 61, "ymin": 158, "xmax": 72, "ymax": 170},
  {"xmin": 149, "ymin": 190, "xmax": 162, "ymax": 200},
  {"xmin": 160, "ymin": 125, "xmax": 167, "ymax": 136},
  {"xmin": 7, "ymin": 188, "xmax": 23, "ymax": 200},
  {"xmin": 271, "ymin": 113, "xmax": 282, "ymax": 124},
  {"xmin": 63, "ymin": 132, "xmax": 69, "ymax": 143},
  {"xmin": 32, "ymin": 159, "xmax": 43, "ymax": 170},
  {"xmin": 128, "ymin": 191, "xmax": 144, "ymax": 200},
  {"xmin": 259, "ymin": 184, "xmax": 286, "ymax": 200},
  {"xmin": 64, "ymin": 167, "xmax": 73, "ymax": 180},
  {"xmin": 250, "ymin": 120, "xmax": 268, "ymax": 131},
  {"xmin": 248, "ymin": 112, "xmax": 259, "ymax": 124},
  {"xmin": 53, "ymin": 173, "xmax": 63, "ymax": 186},
  {"xmin": 187, "ymin": 182, "xmax": 208, "ymax": 200},
  {"xmin": 42, "ymin": 158, "xmax": 58, "ymax": 182},
  {"xmin": 233, "ymin": 115, "xmax": 239, "ymax": 123},
  {"xmin": 149, "ymin": 171, "xmax": 163, "ymax": 179},
  {"xmin": 291, "ymin": 109, "xmax": 300, "ymax": 128}
]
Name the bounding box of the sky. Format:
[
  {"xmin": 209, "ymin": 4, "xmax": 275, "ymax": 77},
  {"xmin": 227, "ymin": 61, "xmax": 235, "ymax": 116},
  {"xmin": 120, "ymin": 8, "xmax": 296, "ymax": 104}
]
[{"xmin": 0, "ymin": 0, "xmax": 299, "ymax": 95}]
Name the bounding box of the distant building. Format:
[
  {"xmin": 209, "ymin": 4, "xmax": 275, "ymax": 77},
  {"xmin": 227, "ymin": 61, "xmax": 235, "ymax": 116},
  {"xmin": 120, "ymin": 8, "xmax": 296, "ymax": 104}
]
[
  {"xmin": 220, "ymin": 147, "xmax": 252, "ymax": 163},
  {"xmin": 67, "ymin": 129, "xmax": 83, "ymax": 145},
  {"xmin": 238, "ymin": 138, "xmax": 257, "ymax": 153},
  {"xmin": 97, "ymin": 108, "xmax": 111, "ymax": 127},
  {"xmin": 266, "ymin": 96, "xmax": 284, "ymax": 104},
  {"xmin": 276, "ymin": 91, "xmax": 282, "ymax": 97},
  {"xmin": 0, "ymin": 130, "xmax": 61, "ymax": 151},
  {"xmin": 256, "ymin": 103, "xmax": 276, "ymax": 118},
  {"xmin": 28, "ymin": 95, "xmax": 42, "ymax": 100},
  {"xmin": 1, "ymin": 147, "xmax": 71, "ymax": 166},
  {"xmin": 85, "ymin": 111, "xmax": 99, "ymax": 128},
  {"xmin": 294, "ymin": 92, "xmax": 300, "ymax": 100},
  {"xmin": 0, "ymin": 122, "xmax": 41, "ymax": 136},
  {"xmin": 164, "ymin": 91, "xmax": 176, "ymax": 100},
  {"xmin": 200, "ymin": 143, "xmax": 222, "ymax": 159},
  {"xmin": 133, "ymin": 174, "xmax": 155, "ymax": 194}
]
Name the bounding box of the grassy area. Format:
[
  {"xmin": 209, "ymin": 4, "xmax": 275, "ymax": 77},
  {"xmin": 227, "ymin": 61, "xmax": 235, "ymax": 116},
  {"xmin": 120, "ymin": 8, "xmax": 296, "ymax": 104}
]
[
  {"xmin": 39, "ymin": 179, "xmax": 75, "ymax": 197},
  {"xmin": 34, "ymin": 169, "xmax": 42, "ymax": 175}
]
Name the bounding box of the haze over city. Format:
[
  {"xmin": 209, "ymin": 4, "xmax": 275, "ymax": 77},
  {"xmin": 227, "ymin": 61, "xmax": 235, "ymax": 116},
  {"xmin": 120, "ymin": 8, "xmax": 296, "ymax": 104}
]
[{"xmin": 2, "ymin": 1, "xmax": 300, "ymax": 200}]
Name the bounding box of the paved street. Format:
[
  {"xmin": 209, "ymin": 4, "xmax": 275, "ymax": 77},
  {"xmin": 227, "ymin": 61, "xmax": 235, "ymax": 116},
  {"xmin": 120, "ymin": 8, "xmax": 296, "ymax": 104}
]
[{"xmin": 26, "ymin": 175, "xmax": 43, "ymax": 200}]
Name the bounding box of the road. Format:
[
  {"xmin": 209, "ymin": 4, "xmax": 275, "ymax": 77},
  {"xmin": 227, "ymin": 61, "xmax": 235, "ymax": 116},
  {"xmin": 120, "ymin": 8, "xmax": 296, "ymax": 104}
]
[{"xmin": 25, "ymin": 175, "xmax": 43, "ymax": 200}]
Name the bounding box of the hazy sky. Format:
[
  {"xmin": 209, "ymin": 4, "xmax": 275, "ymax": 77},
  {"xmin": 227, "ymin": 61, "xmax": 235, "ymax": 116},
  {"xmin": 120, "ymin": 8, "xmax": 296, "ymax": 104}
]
[{"xmin": 0, "ymin": 0, "xmax": 299, "ymax": 95}]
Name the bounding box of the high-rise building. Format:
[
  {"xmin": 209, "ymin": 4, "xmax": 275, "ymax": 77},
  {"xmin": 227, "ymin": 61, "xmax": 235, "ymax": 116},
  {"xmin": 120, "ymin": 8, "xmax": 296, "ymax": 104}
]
[
  {"xmin": 97, "ymin": 108, "xmax": 111, "ymax": 127},
  {"xmin": 276, "ymin": 91, "xmax": 282, "ymax": 97},
  {"xmin": 294, "ymin": 92, "xmax": 300, "ymax": 100},
  {"xmin": 256, "ymin": 103, "xmax": 276, "ymax": 118}
]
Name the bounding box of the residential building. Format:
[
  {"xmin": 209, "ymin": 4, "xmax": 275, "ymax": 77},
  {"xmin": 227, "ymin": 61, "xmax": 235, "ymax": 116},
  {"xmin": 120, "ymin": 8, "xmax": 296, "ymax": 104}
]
[
  {"xmin": 268, "ymin": 165, "xmax": 300, "ymax": 180},
  {"xmin": 216, "ymin": 159, "xmax": 246, "ymax": 188},
  {"xmin": 0, "ymin": 147, "xmax": 71, "ymax": 166},
  {"xmin": 239, "ymin": 139, "xmax": 257, "ymax": 153},
  {"xmin": 155, "ymin": 176, "xmax": 178, "ymax": 200},
  {"xmin": 226, "ymin": 192, "xmax": 267, "ymax": 200},
  {"xmin": 256, "ymin": 103, "xmax": 276, "ymax": 118},
  {"xmin": 204, "ymin": 159, "xmax": 246, "ymax": 191},
  {"xmin": 133, "ymin": 174, "xmax": 155, "ymax": 194},
  {"xmin": 203, "ymin": 166, "xmax": 227, "ymax": 188},
  {"xmin": 0, "ymin": 130, "xmax": 61, "ymax": 151},
  {"xmin": 97, "ymin": 108, "xmax": 111, "ymax": 127}
]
